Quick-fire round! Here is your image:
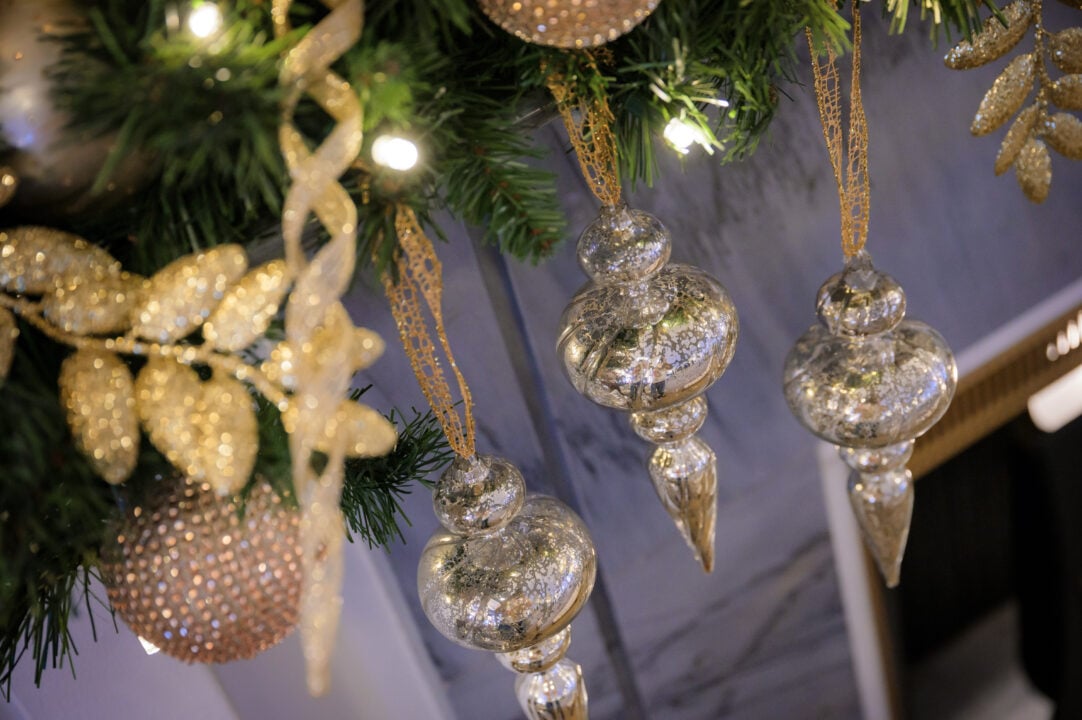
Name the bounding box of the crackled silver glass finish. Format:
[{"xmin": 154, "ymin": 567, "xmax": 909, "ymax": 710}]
[
  {"xmin": 784, "ymin": 251, "xmax": 956, "ymax": 587},
  {"xmin": 513, "ymin": 658, "xmax": 589, "ymax": 720},
  {"xmin": 497, "ymin": 626, "xmax": 573, "ymax": 674},
  {"xmin": 101, "ymin": 475, "xmax": 301, "ymax": 663},
  {"xmin": 783, "ymin": 252, "xmax": 957, "ymax": 448},
  {"xmin": 559, "ymin": 263, "xmax": 738, "ymax": 412},
  {"xmin": 418, "ymin": 454, "xmax": 597, "ymax": 653},
  {"xmin": 557, "ymin": 205, "xmax": 736, "ymax": 572},
  {"xmin": 632, "ymin": 397, "xmax": 717, "ymax": 572},
  {"xmin": 433, "ymin": 454, "xmax": 526, "ymax": 535},
  {"xmin": 842, "ymin": 442, "xmax": 915, "ymax": 588}
]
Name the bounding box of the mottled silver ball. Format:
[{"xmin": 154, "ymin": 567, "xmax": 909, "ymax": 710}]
[
  {"xmin": 418, "ymin": 495, "xmax": 597, "ymax": 653},
  {"xmin": 577, "ymin": 205, "xmax": 671, "ymax": 283},
  {"xmin": 496, "ymin": 626, "xmax": 572, "ymax": 674},
  {"xmin": 816, "ymin": 251, "xmax": 906, "ymax": 337},
  {"xmin": 559, "ymin": 264, "xmax": 738, "ymax": 412},
  {"xmin": 101, "ymin": 475, "xmax": 302, "ymax": 663},
  {"xmin": 630, "ymin": 396, "xmax": 709, "ymax": 444},
  {"xmin": 433, "ymin": 454, "xmax": 526, "ymax": 535}
]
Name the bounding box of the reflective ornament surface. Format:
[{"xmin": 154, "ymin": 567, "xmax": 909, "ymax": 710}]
[
  {"xmin": 558, "ymin": 204, "xmax": 736, "ymax": 571},
  {"xmin": 783, "ymin": 251, "xmax": 956, "ymax": 586},
  {"xmin": 843, "ymin": 442, "xmax": 915, "ymax": 588},
  {"xmin": 101, "ymin": 475, "xmax": 301, "ymax": 663},
  {"xmin": 418, "ymin": 455, "xmax": 596, "ymax": 653},
  {"xmin": 783, "ymin": 252, "xmax": 957, "ymax": 448},
  {"xmin": 478, "ymin": 0, "xmax": 657, "ymax": 49},
  {"xmin": 514, "ymin": 658, "xmax": 589, "ymax": 720}
]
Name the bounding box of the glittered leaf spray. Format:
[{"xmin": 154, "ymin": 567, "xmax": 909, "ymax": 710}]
[
  {"xmin": 547, "ymin": 54, "xmax": 739, "ymax": 573},
  {"xmin": 783, "ymin": 5, "xmax": 958, "ymax": 588}
]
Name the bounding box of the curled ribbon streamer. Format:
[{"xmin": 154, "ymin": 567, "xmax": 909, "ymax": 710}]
[
  {"xmin": 381, "ymin": 205, "xmax": 476, "ymax": 459},
  {"xmin": 807, "ymin": 3, "xmax": 870, "ymax": 258},
  {"xmin": 544, "ymin": 53, "xmax": 622, "ymax": 208},
  {"xmin": 273, "ymin": 0, "xmax": 364, "ymax": 696}
]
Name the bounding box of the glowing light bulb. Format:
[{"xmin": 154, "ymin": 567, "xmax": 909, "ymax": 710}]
[
  {"xmin": 663, "ymin": 117, "xmax": 711, "ymax": 155},
  {"xmin": 371, "ymin": 135, "xmax": 419, "ymax": 171},
  {"xmin": 138, "ymin": 635, "xmax": 162, "ymax": 655},
  {"xmin": 188, "ymin": 3, "xmax": 223, "ymax": 38}
]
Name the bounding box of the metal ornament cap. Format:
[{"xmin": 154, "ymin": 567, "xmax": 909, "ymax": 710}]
[
  {"xmin": 417, "ymin": 494, "xmax": 597, "ymax": 653},
  {"xmin": 783, "ymin": 254, "xmax": 957, "ymax": 448},
  {"xmin": 559, "ymin": 264, "xmax": 739, "ymax": 412}
]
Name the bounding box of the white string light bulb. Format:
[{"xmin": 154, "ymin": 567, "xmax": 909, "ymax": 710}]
[
  {"xmin": 371, "ymin": 135, "xmax": 419, "ymax": 171},
  {"xmin": 188, "ymin": 3, "xmax": 223, "ymax": 39}
]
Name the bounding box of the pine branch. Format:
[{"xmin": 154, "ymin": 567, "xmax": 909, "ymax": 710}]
[{"xmin": 340, "ymin": 404, "xmax": 452, "ymax": 548}]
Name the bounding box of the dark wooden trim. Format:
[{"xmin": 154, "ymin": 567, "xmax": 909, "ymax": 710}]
[{"xmin": 911, "ymin": 304, "xmax": 1082, "ymax": 479}]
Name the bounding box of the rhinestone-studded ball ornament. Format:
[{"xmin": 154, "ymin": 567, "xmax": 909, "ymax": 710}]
[
  {"xmin": 418, "ymin": 456, "xmax": 597, "ymax": 653},
  {"xmin": 478, "ymin": 0, "xmax": 658, "ymax": 49},
  {"xmin": 558, "ymin": 206, "xmax": 739, "ymax": 413},
  {"xmin": 783, "ymin": 251, "xmax": 957, "ymax": 448},
  {"xmin": 101, "ymin": 475, "xmax": 302, "ymax": 663}
]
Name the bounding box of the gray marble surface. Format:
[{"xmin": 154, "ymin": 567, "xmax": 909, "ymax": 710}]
[{"xmin": 358, "ymin": 9, "xmax": 1082, "ymax": 720}]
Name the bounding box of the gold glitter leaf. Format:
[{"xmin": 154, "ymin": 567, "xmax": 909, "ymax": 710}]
[
  {"xmin": 0, "ymin": 226, "xmax": 121, "ymax": 295},
  {"xmin": 204, "ymin": 260, "xmax": 291, "ymax": 352},
  {"xmin": 261, "ymin": 341, "xmax": 298, "ymax": 392},
  {"xmin": 995, "ymin": 103, "xmax": 1040, "ymax": 175},
  {"xmin": 42, "ymin": 272, "xmax": 144, "ymax": 335},
  {"xmin": 944, "ymin": 0, "xmax": 1033, "ymax": 70},
  {"xmin": 1050, "ymin": 28, "xmax": 1082, "ymax": 74},
  {"xmin": 0, "ymin": 307, "xmax": 18, "ymax": 386},
  {"xmin": 59, "ymin": 349, "xmax": 139, "ymax": 484},
  {"xmin": 1050, "ymin": 74, "xmax": 1082, "ymax": 111},
  {"xmin": 136, "ymin": 357, "xmax": 203, "ymax": 478},
  {"xmin": 335, "ymin": 401, "xmax": 397, "ymax": 458},
  {"xmin": 971, "ymin": 53, "xmax": 1035, "ymax": 136},
  {"xmin": 1045, "ymin": 112, "xmax": 1082, "ymax": 160},
  {"xmin": 193, "ymin": 375, "xmax": 258, "ymax": 496},
  {"xmin": 1016, "ymin": 136, "xmax": 1052, "ymax": 203},
  {"xmin": 351, "ymin": 327, "xmax": 384, "ymax": 372},
  {"xmin": 131, "ymin": 245, "xmax": 248, "ymax": 343}
]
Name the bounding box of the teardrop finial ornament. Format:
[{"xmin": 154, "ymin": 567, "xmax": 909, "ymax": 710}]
[
  {"xmin": 557, "ymin": 205, "xmax": 737, "ymax": 571},
  {"xmin": 418, "ymin": 454, "xmax": 596, "ymax": 719},
  {"xmin": 784, "ymin": 252, "xmax": 957, "ymax": 586}
]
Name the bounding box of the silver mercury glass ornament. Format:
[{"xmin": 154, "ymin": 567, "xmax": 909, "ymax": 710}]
[
  {"xmin": 783, "ymin": 250, "xmax": 957, "ymax": 587},
  {"xmin": 557, "ymin": 204, "xmax": 738, "ymax": 571},
  {"xmin": 418, "ymin": 454, "xmax": 596, "ymax": 719}
]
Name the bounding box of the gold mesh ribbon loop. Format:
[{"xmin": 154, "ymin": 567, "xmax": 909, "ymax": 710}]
[
  {"xmin": 273, "ymin": 0, "xmax": 364, "ymax": 697},
  {"xmin": 382, "ymin": 205, "xmax": 476, "ymax": 458},
  {"xmin": 808, "ymin": 3, "xmax": 870, "ymax": 258},
  {"xmin": 544, "ymin": 53, "xmax": 623, "ymax": 208}
]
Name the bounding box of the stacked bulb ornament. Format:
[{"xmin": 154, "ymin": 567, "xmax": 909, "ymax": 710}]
[
  {"xmin": 101, "ymin": 474, "xmax": 302, "ymax": 662},
  {"xmin": 783, "ymin": 251, "xmax": 957, "ymax": 587},
  {"xmin": 557, "ymin": 204, "xmax": 738, "ymax": 572},
  {"xmin": 418, "ymin": 454, "xmax": 596, "ymax": 719}
]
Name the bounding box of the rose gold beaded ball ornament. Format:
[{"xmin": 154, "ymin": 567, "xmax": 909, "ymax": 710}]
[
  {"xmin": 477, "ymin": 0, "xmax": 658, "ymax": 49},
  {"xmin": 101, "ymin": 474, "xmax": 302, "ymax": 662}
]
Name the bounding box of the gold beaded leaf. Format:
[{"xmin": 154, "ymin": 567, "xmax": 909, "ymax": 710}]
[
  {"xmin": 1050, "ymin": 74, "xmax": 1082, "ymax": 109},
  {"xmin": 1016, "ymin": 135, "xmax": 1053, "ymax": 202},
  {"xmin": 204, "ymin": 260, "xmax": 291, "ymax": 352},
  {"xmin": 261, "ymin": 341, "xmax": 298, "ymax": 391},
  {"xmin": 1045, "ymin": 112, "xmax": 1082, "ymax": 159},
  {"xmin": 0, "ymin": 226, "xmax": 121, "ymax": 295},
  {"xmin": 283, "ymin": 400, "xmax": 397, "ymax": 458},
  {"xmin": 477, "ymin": 0, "xmax": 657, "ymax": 49},
  {"xmin": 135, "ymin": 357, "xmax": 258, "ymax": 496},
  {"xmin": 59, "ymin": 349, "xmax": 139, "ymax": 484},
  {"xmin": 995, "ymin": 103, "xmax": 1040, "ymax": 174},
  {"xmin": 944, "ymin": 0, "xmax": 1033, "ymax": 70},
  {"xmin": 42, "ymin": 272, "xmax": 143, "ymax": 335},
  {"xmin": 972, "ymin": 52, "xmax": 1035, "ymax": 135},
  {"xmin": 131, "ymin": 244, "xmax": 248, "ymax": 343},
  {"xmin": 0, "ymin": 307, "xmax": 18, "ymax": 386},
  {"xmin": 1050, "ymin": 28, "xmax": 1082, "ymax": 73}
]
